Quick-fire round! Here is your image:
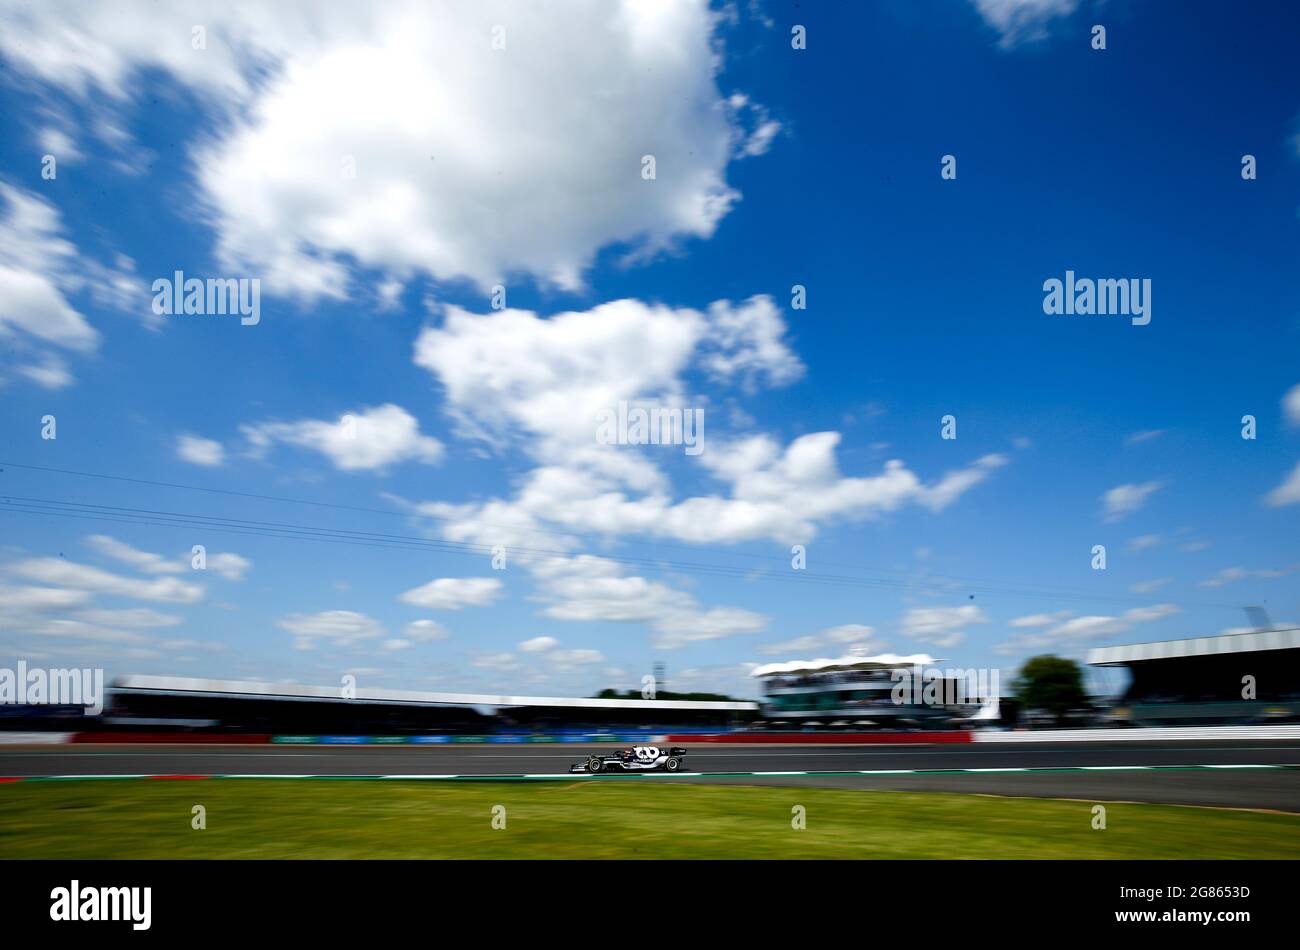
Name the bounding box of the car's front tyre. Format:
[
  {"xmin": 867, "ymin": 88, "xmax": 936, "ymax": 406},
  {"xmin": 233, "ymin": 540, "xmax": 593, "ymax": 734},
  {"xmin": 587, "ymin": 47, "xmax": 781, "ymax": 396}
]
[{"xmin": 586, "ymin": 756, "xmax": 603, "ymax": 773}]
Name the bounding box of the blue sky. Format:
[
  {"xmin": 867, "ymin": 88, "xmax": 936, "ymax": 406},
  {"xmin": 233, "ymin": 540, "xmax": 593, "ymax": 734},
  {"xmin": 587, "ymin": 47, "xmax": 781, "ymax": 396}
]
[{"xmin": 0, "ymin": 0, "xmax": 1297, "ymax": 700}]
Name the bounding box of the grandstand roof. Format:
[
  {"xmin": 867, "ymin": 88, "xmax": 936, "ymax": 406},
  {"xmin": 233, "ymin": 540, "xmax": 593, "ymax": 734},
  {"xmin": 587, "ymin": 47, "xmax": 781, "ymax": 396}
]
[
  {"xmin": 1087, "ymin": 626, "xmax": 1300, "ymax": 666},
  {"xmin": 750, "ymin": 653, "xmax": 938, "ymax": 678},
  {"xmin": 112, "ymin": 674, "xmax": 758, "ymax": 711}
]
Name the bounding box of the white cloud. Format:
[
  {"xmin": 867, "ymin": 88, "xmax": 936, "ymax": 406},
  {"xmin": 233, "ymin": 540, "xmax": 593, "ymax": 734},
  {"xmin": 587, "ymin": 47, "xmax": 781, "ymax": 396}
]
[
  {"xmin": 546, "ymin": 647, "xmax": 605, "ymax": 668},
  {"xmin": 177, "ymin": 434, "xmax": 225, "ymax": 467},
  {"xmin": 0, "ymin": 186, "xmax": 92, "ymax": 389},
  {"xmin": 208, "ymin": 552, "xmax": 251, "ymax": 581},
  {"xmin": 0, "ymin": 182, "xmax": 150, "ymax": 390},
  {"xmin": 0, "ymin": 584, "xmax": 92, "ymax": 612},
  {"xmin": 82, "ymin": 534, "xmax": 249, "ymax": 581},
  {"xmin": 242, "ymin": 404, "xmax": 443, "ymax": 472},
  {"xmin": 1125, "ymin": 429, "xmax": 1166, "ymax": 445},
  {"xmin": 757, "ymin": 634, "xmax": 823, "ymax": 656},
  {"xmin": 36, "ymin": 126, "xmax": 81, "ymax": 162},
  {"xmin": 515, "ymin": 636, "xmax": 604, "ymax": 669},
  {"xmin": 399, "ymin": 577, "xmax": 502, "ymax": 610},
  {"xmin": 1102, "ymin": 480, "xmax": 1162, "ymax": 522},
  {"xmin": 1127, "ymin": 534, "xmax": 1162, "ymax": 552},
  {"xmin": 725, "ymin": 92, "xmax": 782, "ymax": 159},
  {"xmin": 995, "ymin": 604, "xmax": 1180, "ymax": 655},
  {"xmin": 1264, "ymin": 462, "xmax": 1300, "ymax": 507},
  {"xmin": 899, "ymin": 605, "xmax": 987, "ymax": 649},
  {"xmin": 757, "ymin": 623, "xmax": 883, "ymax": 657},
  {"xmin": 971, "ymin": 0, "xmax": 1080, "ymax": 47},
  {"xmin": 529, "ymin": 555, "xmax": 767, "ymax": 649},
  {"xmin": 1283, "ymin": 384, "xmax": 1300, "ymax": 426},
  {"xmin": 0, "ymin": 2, "xmax": 771, "ymax": 299},
  {"xmin": 278, "ymin": 610, "xmax": 386, "ymax": 650},
  {"xmin": 73, "ymin": 607, "xmax": 182, "ymax": 629},
  {"xmin": 1009, "ymin": 611, "xmax": 1070, "ymax": 629},
  {"xmin": 8, "ymin": 557, "xmax": 204, "ymax": 603},
  {"xmin": 1130, "ymin": 577, "xmax": 1172, "ymax": 594},
  {"xmin": 919, "ymin": 454, "xmax": 1010, "ymax": 512},
  {"xmin": 403, "ymin": 619, "xmax": 449, "ymax": 642},
  {"xmin": 698, "ymin": 297, "xmax": 803, "ymax": 388},
  {"xmin": 1198, "ymin": 564, "xmax": 1300, "ymax": 588},
  {"xmin": 416, "ymin": 296, "xmax": 799, "ymax": 457},
  {"xmin": 85, "ymin": 534, "xmax": 183, "ymax": 574},
  {"xmin": 411, "ymin": 296, "xmax": 1003, "ymax": 550},
  {"xmin": 472, "ymin": 651, "xmax": 519, "ymax": 671},
  {"xmin": 519, "ymin": 636, "xmax": 559, "ymax": 653}
]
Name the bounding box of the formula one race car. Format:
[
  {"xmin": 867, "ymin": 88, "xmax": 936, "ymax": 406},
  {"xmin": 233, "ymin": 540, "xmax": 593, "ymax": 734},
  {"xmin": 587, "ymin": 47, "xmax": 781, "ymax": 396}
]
[{"xmin": 569, "ymin": 745, "xmax": 688, "ymax": 773}]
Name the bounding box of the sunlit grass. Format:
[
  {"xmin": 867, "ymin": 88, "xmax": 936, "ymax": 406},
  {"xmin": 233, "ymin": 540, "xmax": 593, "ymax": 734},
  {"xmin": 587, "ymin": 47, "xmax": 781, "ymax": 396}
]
[{"xmin": 1, "ymin": 779, "xmax": 1296, "ymax": 859}]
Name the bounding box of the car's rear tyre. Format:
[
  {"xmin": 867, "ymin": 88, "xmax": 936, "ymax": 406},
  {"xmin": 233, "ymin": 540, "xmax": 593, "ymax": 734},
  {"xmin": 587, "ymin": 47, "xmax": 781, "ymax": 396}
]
[
  {"xmin": 665, "ymin": 757, "xmax": 681, "ymax": 771},
  {"xmin": 586, "ymin": 756, "xmax": 603, "ymax": 773}
]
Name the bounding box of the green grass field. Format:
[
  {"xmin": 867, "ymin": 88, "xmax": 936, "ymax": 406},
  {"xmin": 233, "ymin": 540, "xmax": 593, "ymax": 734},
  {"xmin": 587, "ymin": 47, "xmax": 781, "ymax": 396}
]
[{"xmin": 1, "ymin": 779, "xmax": 1296, "ymax": 859}]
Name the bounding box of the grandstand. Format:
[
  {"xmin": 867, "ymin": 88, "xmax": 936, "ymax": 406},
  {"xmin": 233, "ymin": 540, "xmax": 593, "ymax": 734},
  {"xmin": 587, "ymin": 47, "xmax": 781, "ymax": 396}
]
[
  {"xmin": 97, "ymin": 674, "xmax": 758, "ymax": 735},
  {"xmin": 751, "ymin": 653, "xmax": 993, "ymax": 729},
  {"xmin": 1088, "ymin": 627, "xmax": 1300, "ymax": 727}
]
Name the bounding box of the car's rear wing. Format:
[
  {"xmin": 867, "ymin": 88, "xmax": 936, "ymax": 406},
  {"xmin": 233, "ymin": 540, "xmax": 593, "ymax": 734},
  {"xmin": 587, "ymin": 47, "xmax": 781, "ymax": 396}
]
[{"xmin": 669, "ymin": 747, "xmax": 687, "ymax": 756}]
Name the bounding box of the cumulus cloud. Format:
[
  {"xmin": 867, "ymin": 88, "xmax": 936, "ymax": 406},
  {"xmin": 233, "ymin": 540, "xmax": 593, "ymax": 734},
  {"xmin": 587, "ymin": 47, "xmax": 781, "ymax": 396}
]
[
  {"xmin": 1127, "ymin": 534, "xmax": 1162, "ymax": 552},
  {"xmin": 995, "ymin": 604, "xmax": 1180, "ymax": 655},
  {"xmin": 73, "ymin": 607, "xmax": 183, "ymax": 629},
  {"xmin": 1283, "ymin": 384, "xmax": 1300, "ymax": 426},
  {"xmin": 1125, "ymin": 429, "xmax": 1166, "ymax": 445},
  {"xmin": 412, "ymin": 297, "xmax": 1004, "ymax": 548},
  {"xmin": 242, "ymin": 404, "xmax": 443, "ymax": 472},
  {"xmin": 899, "ymin": 605, "xmax": 987, "ymax": 649},
  {"xmin": 84, "ymin": 535, "xmax": 183, "ymax": 574},
  {"xmin": 0, "ymin": 183, "xmax": 141, "ymax": 388},
  {"xmin": 529, "ymin": 555, "xmax": 767, "ymax": 649},
  {"xmin": 0, "ymin": 181, "xmax": 152, "ymax": 389},
  {"xmin": 177, "ymin": 434, "xmax": 225, "ymax": 467},
  {"xmin": 1008, "ymin": 611, "xmax": 1071, "ymax": 629},
  {"xmin": 82, "ymin": 534, "xmax": 249, "ymax": 581},
  {"xmin": 757, "ymin": 623, "xmax": 884, "ymax": 657},
  {"xmin": 519, "ymin": 636, "xmax": 559, "ymax": 653},
  {"xmin": 516, "ymin": 636, "xmax": 603, "ymax": 669},
  {"xmin": 8, "ymin": 557, "xmax": 204, "ymax": 604},
  {"xmin": 0, "ymin": 1, "xmax": 771, "ymax": 298},
  {"xmin": 1101, "ymin": 480, "xmax": 1162, "ymax": 522},
  {"xmin": 398, "ymin": 577, "xmax": 502, "ymax": 610},
  {"xmin": 208, "ymin": 552, "xmax": 252, "ymax": 582},
  {"xmin": 0, "ymin": 584, "xmax": 92, "ymax": 612},
  {"xmin": 278, "ymin": 609, "xmax": 386, "ymax": 650},
  {"xmin": 971, "ymin": 0, "xmax": 1080, "ymax": 47},
  {"xmin": 1264, "ymin": 462, "xmax": 1300, "ymax": 508},
  {"xmin": 472, "ymin": 651, "xmax": 520, "ymax": 672},
  {"xmin": 1198, "ymin": 564, "xmax": 1300, "ymax": 588},
  {"xmin": 0, "ymin": 554, "xmax": 223, "ymax": 659},
  {"xmin": 403, "ymin": 619, "xmax": 449, "ymax": 642}
]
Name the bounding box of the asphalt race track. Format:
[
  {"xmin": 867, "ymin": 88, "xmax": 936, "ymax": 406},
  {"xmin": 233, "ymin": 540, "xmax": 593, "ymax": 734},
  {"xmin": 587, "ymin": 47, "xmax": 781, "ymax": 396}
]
[{"xmin": 3, "ymin": 739, "xmax": 1299, "ymax": 810}]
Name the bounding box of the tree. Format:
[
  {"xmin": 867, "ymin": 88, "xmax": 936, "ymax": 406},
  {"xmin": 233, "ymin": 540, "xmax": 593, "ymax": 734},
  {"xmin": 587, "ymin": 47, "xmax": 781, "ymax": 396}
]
[{"xmin": 1012, "ymin": 655, "xmax": 1087, "ymax": 725}]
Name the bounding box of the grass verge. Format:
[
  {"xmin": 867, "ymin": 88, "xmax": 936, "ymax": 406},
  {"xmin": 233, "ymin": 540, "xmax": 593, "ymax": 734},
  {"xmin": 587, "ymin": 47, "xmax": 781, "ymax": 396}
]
[{"xmin": 1, "ymin": 779, "xmax": 1296, "ymax": 859}]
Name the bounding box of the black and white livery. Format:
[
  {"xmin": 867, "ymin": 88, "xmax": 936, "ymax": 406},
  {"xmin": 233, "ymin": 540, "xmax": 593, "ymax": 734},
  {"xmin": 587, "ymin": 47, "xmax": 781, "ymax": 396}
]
[{"xmin": 569, "ymin": 745, "xmax": 688, "ymax": 773}]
